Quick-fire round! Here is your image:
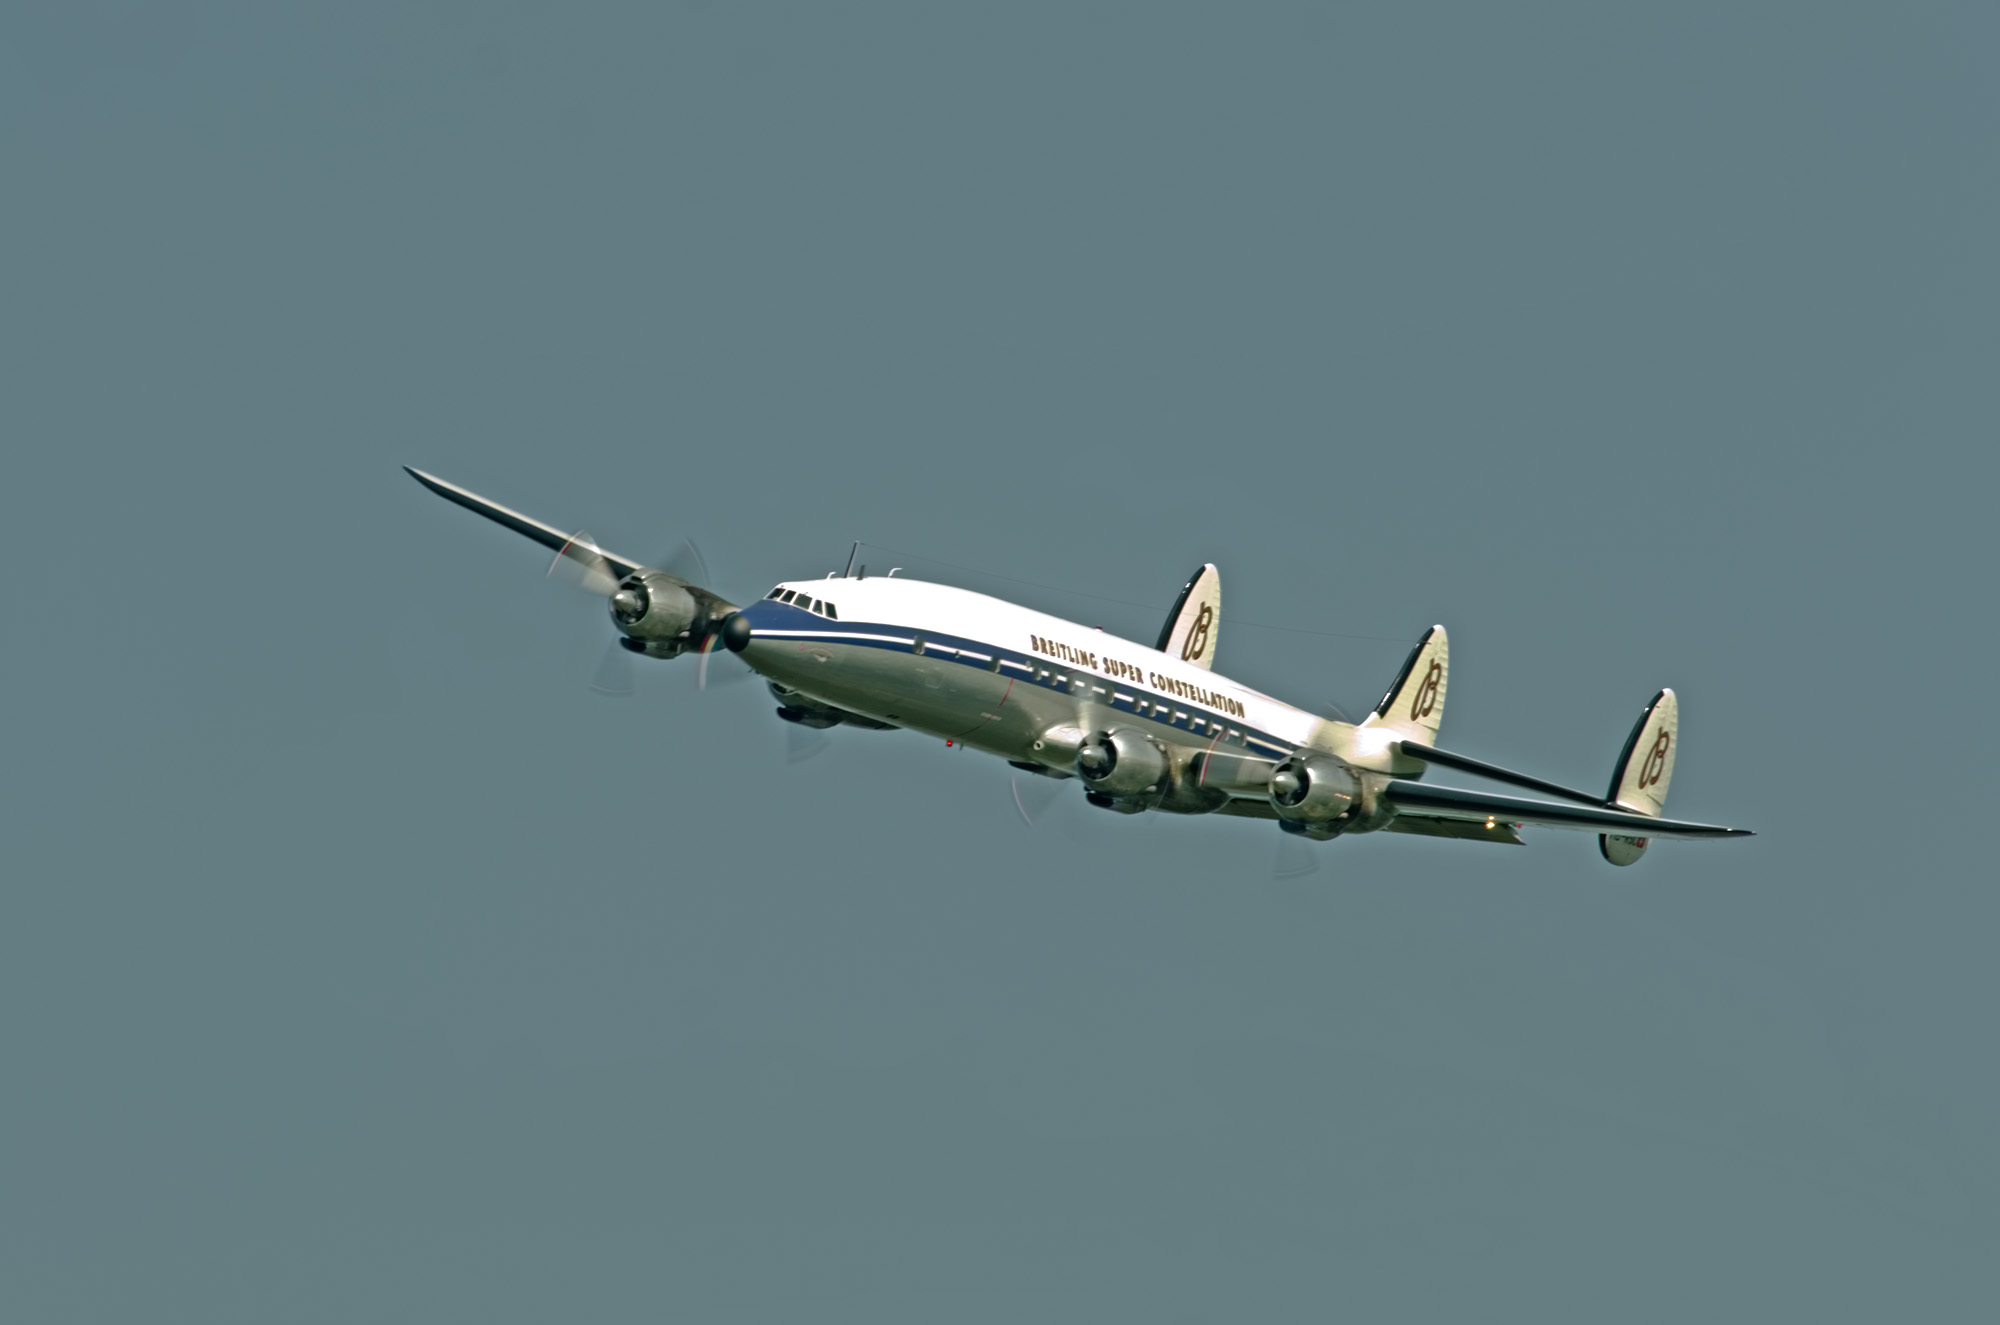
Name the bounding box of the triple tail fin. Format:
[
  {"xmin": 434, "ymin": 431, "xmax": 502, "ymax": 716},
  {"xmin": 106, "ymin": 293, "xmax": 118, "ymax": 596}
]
[
  {"xmin": 1600, "ymin": 689, "xmax": 1678, "ymax": 866},
  {"xmin": 1358, "ymin": 625, "xmax": 1448, "ymax": 744},
  {"xmin": 1156, "ymin": 564, "xmax": 1221, "ymax": 669}
]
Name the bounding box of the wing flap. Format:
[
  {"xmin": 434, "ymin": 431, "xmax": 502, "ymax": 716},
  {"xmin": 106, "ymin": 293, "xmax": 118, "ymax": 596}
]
[
  {"xmin": 1384, "ymin": 780, "xmax": 1750, "ymax": 841},
  {"xmin": 1381, "ymin": 816, "xmax": 1525, "ymax": 845}
]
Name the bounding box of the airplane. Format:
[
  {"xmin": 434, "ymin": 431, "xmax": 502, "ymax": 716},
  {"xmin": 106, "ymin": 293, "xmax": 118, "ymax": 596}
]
[{"xmin": 404, "ymin": 467, "xmax": 1752, "ymax": 865}]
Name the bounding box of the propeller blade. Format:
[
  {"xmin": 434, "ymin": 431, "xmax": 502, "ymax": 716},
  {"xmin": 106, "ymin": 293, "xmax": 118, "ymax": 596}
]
[
  {"xmin": 1011, "ymin": 774, "xmax": 1065, "ymax": 827},
  {"xmin": 547, "ymin": 530, "xmax": 622, "ymax": 596},
  {"xmin": 695, "ymin": 635, "xmax": 715, "ymax": 691},
  {"xmin": 785, "ymin": 723, "xmax": 831, "ymax": 764},
  {"xmin": 589, "ymin": 639, "xmax": 636, "ymax": 698},
  {"xmin": 659, "ymin": 536, "xmax": 714, "ymax": 590},
  {"xmin": 695, "ymin": 635, "xmax": 755, "ymax": 691},
  {"xmin": 1273, "ymin": 832, "xmax": 1320, "ymax": 880}
]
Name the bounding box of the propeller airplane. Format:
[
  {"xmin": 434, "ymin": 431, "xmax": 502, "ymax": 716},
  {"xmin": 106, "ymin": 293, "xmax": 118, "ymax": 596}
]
[{"xmin": 405, "ymin": 467, "xmax": 1752, "ymax": 866}]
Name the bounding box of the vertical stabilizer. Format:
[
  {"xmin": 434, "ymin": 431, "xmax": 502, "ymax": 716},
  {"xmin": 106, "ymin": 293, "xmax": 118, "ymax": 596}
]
[
  {"xmin": 1358, "ymin": 626, "xmax": 1449, "ymax": 745},
  {"xmin": 1156, "ymin": 564, "xmax": 1222, "ymax": 670},
  {"xmin": 1600, "ymin": 689, "xmax": 1678, "ymax": 866}
]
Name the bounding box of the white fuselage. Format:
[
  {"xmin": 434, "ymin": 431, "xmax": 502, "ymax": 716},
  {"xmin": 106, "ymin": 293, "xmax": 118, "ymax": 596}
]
[{"xmin": 733, "ymin": 576, "xmax": 1412, "ymax": 807}]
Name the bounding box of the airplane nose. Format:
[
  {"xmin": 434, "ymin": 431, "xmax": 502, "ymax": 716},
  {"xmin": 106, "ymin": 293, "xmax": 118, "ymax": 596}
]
[{"xmin": 720, "ymin": 612, "xmax": 754, "ymax": 653}]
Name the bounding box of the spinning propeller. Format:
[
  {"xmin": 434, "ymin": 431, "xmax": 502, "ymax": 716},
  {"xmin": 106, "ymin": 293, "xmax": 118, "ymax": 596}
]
[{"xmin": 541, "ymin": 529, "xmax": 749, "ymax": 698}]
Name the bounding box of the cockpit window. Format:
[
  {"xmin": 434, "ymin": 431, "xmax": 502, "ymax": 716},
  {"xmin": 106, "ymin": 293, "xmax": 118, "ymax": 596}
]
[
  {"xmin": 767, "ymin": 586, "xmax": 784, "ymax": 599},
  {"xmin": 823, "ymin": 602, "xmax": 838, "ymax": 620},
  {"xmin": 779, "ymin": 590, "xmax": 798, "ymax": 604}
]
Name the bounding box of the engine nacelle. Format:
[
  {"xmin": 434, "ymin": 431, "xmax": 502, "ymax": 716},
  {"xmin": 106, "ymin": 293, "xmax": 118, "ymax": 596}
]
[
  {"xmin": 1076, "ymin": 728, "xmax": 1168, "ymax": 797},
  {"xmin": 1028, "ymin": 723, "xmax": 1086, "ymax": 771},
  {"xmin": 610, "ymin": 571, "xmax": 698, "ymax": 645},
  {"xmin": 1269, "ymin": 754, "xmax": 1364, "ymax": 837}
]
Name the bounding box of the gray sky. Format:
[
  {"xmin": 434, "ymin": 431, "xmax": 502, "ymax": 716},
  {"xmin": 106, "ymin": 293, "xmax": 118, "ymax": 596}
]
[{"xmin": 5, "ymin": 2, "xmax": 1996, "ymax": 1319}]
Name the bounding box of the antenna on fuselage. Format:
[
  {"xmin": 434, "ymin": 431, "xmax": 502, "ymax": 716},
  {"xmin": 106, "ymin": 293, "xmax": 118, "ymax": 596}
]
[{"xmin": 843, "ymin": 542, "xmax": 859, "ymax": 577}]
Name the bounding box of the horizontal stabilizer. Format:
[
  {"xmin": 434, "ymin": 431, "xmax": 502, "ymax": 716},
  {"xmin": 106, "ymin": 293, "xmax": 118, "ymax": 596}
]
[
  {"xmin": 1384, "ymin": 780, "xmax": 1750, "ymax": 841},
  {"xmin": 1398, "ymin": 740, "xmax": 1606, "ymax": 807}
]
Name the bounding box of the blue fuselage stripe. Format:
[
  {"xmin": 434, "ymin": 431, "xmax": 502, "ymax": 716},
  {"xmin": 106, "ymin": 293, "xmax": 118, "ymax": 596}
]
[{"xmin": 742, "ymin": 603, "xmax": 1294, "ymax": 757}]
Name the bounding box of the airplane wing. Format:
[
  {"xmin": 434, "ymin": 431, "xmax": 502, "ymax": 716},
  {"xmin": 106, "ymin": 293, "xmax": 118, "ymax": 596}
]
[
  {"xmin": 404, "ymin": 466, "xmax": 646, "ymax": 581},
  {"xmin": 1382, "ymin": 781, "xmax": 1751, "ymax": 840}
]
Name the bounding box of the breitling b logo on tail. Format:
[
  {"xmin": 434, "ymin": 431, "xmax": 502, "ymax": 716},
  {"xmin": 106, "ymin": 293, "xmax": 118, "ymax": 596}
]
[
  {"xmin": 1409, "ymin": 660, "xmax": 1442, "ymax": 721},
  {"xmin": 1181, "ymin": 603, "xmax": 1214, "ymax": 662},
  {"xmin": 1637, "ymin": 728, "xmax": 1671, "ymax": 790}
]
